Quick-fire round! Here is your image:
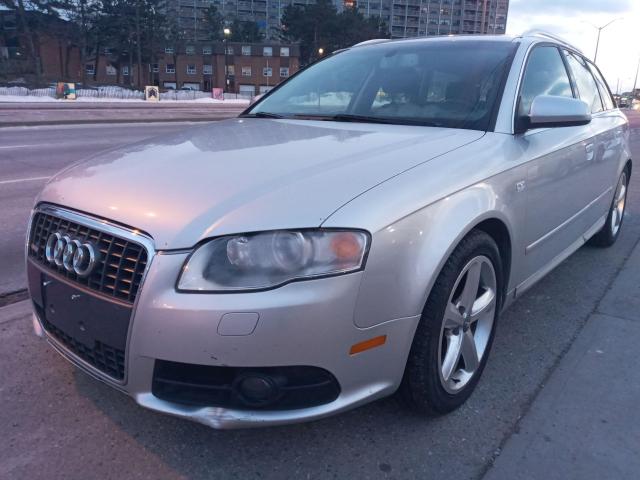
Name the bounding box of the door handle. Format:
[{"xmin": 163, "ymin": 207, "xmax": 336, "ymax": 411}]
[{"xmin": 585, "ymin": 143, "xmax": 594, "ymax": 161}]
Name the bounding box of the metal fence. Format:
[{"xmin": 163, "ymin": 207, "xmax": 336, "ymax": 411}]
[{"xmin": 0, "ymin": 86, "xmax": 252, "ymax": 101}]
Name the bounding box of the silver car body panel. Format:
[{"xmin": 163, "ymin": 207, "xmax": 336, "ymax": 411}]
[{"xmin": 28, "ymin": 33, "xmax": 632, "ymax": 428}]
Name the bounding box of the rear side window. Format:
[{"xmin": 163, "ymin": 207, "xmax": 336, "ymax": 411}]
[
  {"xmin": 588, "ymin": 63, "xmax": 615, "ymax": 110},
  {"xmin": 563, "ymin": 51, "xmax": 604, "ymax": 113},
  {"xmin": 518, "ymin": 46, "xmax": 573, "ymax": 117}
]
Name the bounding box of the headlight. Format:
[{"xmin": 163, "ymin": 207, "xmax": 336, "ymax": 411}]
[{"xmin": 177, "ymin": 229, "xmax": 370, "ymax": 292}]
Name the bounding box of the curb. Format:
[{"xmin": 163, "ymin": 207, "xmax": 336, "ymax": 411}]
[{"xmin": 0, "ymin": 117, "xmax": 232, "ymax": 127}]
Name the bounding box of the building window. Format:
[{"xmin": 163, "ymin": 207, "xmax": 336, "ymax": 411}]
[
  {"xmin": 280, "ymin": 67, "xmax": 289, "ymax": 78},
  {"xmin": 163, "ymin": 82, "xmax": 176, "ymax": 90},
  {"xmin": 242, "ymin": 66, "xmax": 252, "ymax": 77},
  {"xmin": 186, "ymin": 45, "xmax": 195, "ymax": 55},
  {"xmin": 165, "ymin": 47, "xmax": 174, "ymax": 54},
  {"xmin": 203, "ymin": 64, "xmax": 213, "ymax": 75},
  {"xmin": 166, "ymin": 63, "xmax": 175, "ymax": 73},
  {"xmin": 263, "ymin": 46, "xmax": 273, "ymax": 57},
  {"xmin": 122, "ymin": 66, "xmax": 129, "ymax": 76},
  {"xmin": 103, "ymin": 47, "xmax": 112, "ymax": 55},
  {"xmin": 203, "ymin": 46, "xmax": 212, "ymax": 55},
  {"xmin": 226, "ymin": 46, "xmax": 234, "ymax": 55},
  {"xmin": 263, "ymin": 67, "xmax": 272, "ymax": 77},
  {"xmin": 151, "ymin": 63, "xmax": 159, "ymax": 73},
  {"xmin": 280, "ymin": 47, "xmax": 289, "ymax": 57},
  {"xmin": 106, "ymin": 65, "xmax": 116, "ymax": 76},
  {"xmin": 226, "ymin": 65, "xmax": 235, "ymax": 76},
  {"xmin": 187, "ymin": 64, "xmax": 196, "ymax": 75},
  {"xmin": 85, "ymin": 64, "xmax": 95, "ymax": 75},
  {"xmin": 242, "ymin": 45, "xmax": 251, "ymax": 56}
]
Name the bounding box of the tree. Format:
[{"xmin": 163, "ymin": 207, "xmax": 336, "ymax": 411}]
[
  {"xmin": 201, "ymin": 5, "xmax": 224, "ymax": 42},
  {"xmin": 281, "ymin": 2, "xmax": 388, "ymax": 65},
  {"xmin": 0, "ymin": 0, "xmax": 64, "ymax": 83},
  {"xmin": 229, "ymin": 19, "xmax": 263, "ymax": 43}
]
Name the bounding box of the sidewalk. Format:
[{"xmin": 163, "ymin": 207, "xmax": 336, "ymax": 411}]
[{"xmin": 484, "ymin": 239, "xmax": 640, "ymax": 480}]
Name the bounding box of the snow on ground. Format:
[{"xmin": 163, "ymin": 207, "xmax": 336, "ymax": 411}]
[{"xmin": 0, "ymin": 95, "xmax": 250, "ymax": 104}]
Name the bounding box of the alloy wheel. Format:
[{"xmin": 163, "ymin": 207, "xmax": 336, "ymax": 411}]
[
  {"xmin": 438, "ymin": 255, "xmax": 497, "ymax": 393},
  {"xmin": 611, "ymin": 171, "xmax": 627, "ymax": 237}
]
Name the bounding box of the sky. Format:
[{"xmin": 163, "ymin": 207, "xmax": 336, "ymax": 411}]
[{"xmin": 506, "ymin": 0, "xmax": 640, "ymax": 93}]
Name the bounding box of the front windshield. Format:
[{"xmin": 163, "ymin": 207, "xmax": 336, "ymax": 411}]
[{"xmin": 248, "ymin": 40, "xmax": 517, "ymax": 131}]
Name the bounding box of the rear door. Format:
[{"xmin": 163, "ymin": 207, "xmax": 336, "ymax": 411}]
[{"xmin": 561, "ymin": 50, "xmax": 621, "ymax": 229}]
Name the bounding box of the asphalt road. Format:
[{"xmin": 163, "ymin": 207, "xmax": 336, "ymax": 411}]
[
  {"xmin": 0, "ymin": 122, "xmax": 200, "ymax": 297},
  {"xmin": 1, "ymin": 112, "xmax": 639, "ymax": 480}
]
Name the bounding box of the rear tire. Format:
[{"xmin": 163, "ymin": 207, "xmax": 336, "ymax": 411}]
[
  {"xmin": 590, "ymin": 169, "xmax": 629, "ymax": 247},
  {"xmin": 400, "ymin": 230, "xmax": 503, "ymax": 414}
]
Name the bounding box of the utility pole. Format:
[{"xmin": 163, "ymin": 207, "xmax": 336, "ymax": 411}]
[{"xmin": 633, "ymin": 56, "xmax": 640, "ymax": 99}]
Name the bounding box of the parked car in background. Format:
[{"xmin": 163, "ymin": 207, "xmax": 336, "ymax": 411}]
[{"xmin": 26, "ymin": 31, "xmax": 631, "ymax": 429}]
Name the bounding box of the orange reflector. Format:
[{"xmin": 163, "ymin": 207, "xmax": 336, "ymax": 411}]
[{"xmin": 349, "ymin": 335, "xmax": 387, "ymax": 355}]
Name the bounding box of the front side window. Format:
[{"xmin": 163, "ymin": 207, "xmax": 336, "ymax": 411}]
[
  {"xmin": 250, "ymin": 40, "xmax": 517, "ymax": 131},
  {"xmin": 203, "ymin": 64, "xmax": 213, "ymax": 75},
  {"xmin": 166, "ymin": 63, "xmax": 175, "ymax": 73},
  {"xmin": 518, "ymin": 46, "xmax": 573, "ymax": 118},
  {"xmin": 187, "ymin": 64, "xmax": 196, "ymax": 75},
  {"xmin": 242, "ymin": 45, "xmax": 251, "ymax": 56},
  {"xmin": 563, "ymin": 51, "xmax": 603, "ymax": 113},
  {"xmin": 242, "ymin": 66, "xmax": 252, "ymax": 76},
  {"xmin": 263, "ymin": 67, "xmax": 272, "ymax": 77}
]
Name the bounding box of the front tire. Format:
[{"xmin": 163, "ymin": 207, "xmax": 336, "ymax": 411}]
[{"xmin": 400, "ymin": 230, "xmax": 503, "ymax": 414}]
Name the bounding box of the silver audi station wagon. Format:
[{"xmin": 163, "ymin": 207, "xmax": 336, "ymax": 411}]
[{"xmin": 27, "ymin": 32, "xmax": 631, "ymax": 429}]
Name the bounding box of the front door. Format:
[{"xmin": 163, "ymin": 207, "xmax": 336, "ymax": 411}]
[{"xmin": 516, "ymin": 45, "xmax": 600, "ymax": 281}]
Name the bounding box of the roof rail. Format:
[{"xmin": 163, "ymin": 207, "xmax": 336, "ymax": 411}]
[
  {"xmin": 521, "ymin": 30, "xmax": 583, "ymax": 53},
  {"xmin": 352, "ymin": 38, "xmax": 390, "ymax": 47}
]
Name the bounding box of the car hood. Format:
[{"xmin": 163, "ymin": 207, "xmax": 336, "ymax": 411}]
[{"xmin": 39, "ymin": 118, "xmax": 483, "ymax": 249}]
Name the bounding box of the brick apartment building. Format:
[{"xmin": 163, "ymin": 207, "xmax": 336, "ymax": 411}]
[
  {"xmin": 87, "ymin": 42, "xmax": 300, "ymax": 94},
  {"xmin": 173, "ymin": 0, "xmax": 509, "ymax": 40},
  {"xmin": 1, "ymin": 10, "xmax": 299, "ymax": 95}
]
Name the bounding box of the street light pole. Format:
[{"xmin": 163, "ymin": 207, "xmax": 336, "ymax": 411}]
[
  {"xmin": 586, "ymin": 18, "xmax": 621, "ymax": 63},
  {"xmin": 223, "ymin": 27, "xmax": 231, "ymax": 93}
]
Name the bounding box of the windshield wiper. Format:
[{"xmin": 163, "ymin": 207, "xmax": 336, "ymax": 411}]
[
  {"xmin": 240, "ymin": 112, "xmax": 285, "ymax": 119},
  {"xmin": 297, "ymin": 114, "xmax": 442, "ymax": 127}
]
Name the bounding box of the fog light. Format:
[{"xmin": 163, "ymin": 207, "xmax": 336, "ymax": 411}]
[{"xmin": 234, "ymin": 374, "xmax": 280, "ymax": 407}]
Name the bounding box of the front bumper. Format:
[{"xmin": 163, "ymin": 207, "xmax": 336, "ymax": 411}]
[{"xmin": 30, "ymin": 251, "xmax": 420, "ymax": 429}]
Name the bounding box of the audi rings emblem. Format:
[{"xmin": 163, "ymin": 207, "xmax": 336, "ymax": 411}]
[{"xmin": 45, "ymin": 232, "xmax": 99, "ymax": 277}]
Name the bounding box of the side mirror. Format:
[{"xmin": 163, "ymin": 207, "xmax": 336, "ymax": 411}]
[{"xmin": 518, "ymin": 95, "xmax": 591, "ymax": 133}]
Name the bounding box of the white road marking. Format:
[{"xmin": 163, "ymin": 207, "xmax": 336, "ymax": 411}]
[
  {"xmin": 0, "ymin": 176, "xmax": 50, "ymax": 185},
  {"xmin": 0, "ymin": 144, "xmax": 42, "ymax": 149}
]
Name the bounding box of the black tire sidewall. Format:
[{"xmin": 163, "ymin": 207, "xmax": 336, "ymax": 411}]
[{"xmin": 401, "ymin": 230, "xmax": 504, "ymax": 414}]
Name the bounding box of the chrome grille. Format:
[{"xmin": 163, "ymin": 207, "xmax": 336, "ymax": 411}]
[{"xmin": 29, "ymin": 211, "xmax": 148, "ymax": 304}]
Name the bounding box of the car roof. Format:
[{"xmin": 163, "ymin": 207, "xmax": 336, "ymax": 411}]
[{"xmin": 353, "ymin": 31, "xmax": 581, "ymax": 54}]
